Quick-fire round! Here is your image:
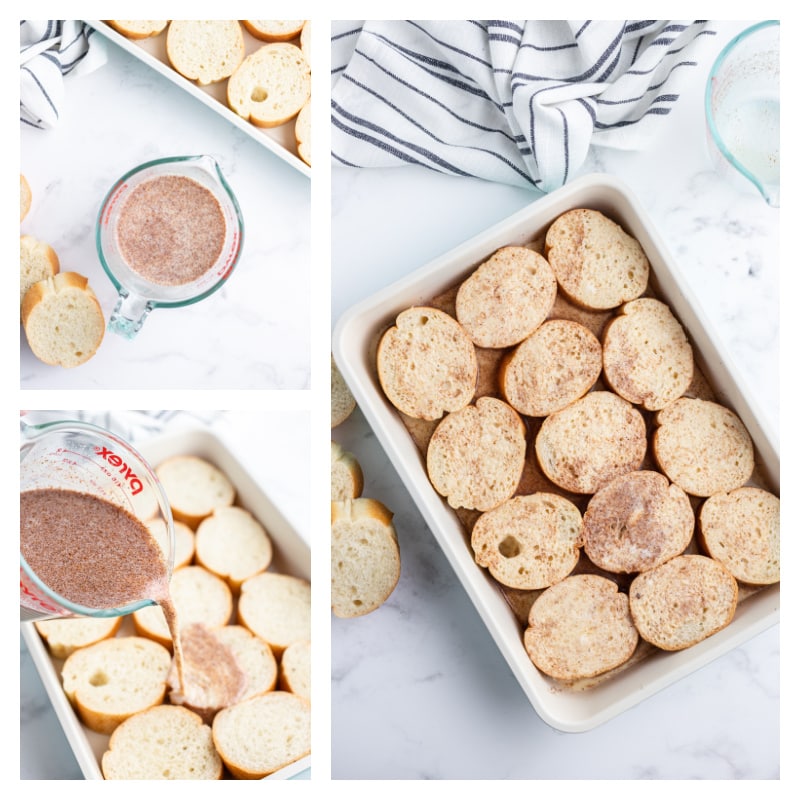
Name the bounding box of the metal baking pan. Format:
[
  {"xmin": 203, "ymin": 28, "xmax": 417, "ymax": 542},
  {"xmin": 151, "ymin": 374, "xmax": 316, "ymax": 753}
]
[{"xmin": 332, "ymin": 172, "xmax": 779, "ymax": 733}]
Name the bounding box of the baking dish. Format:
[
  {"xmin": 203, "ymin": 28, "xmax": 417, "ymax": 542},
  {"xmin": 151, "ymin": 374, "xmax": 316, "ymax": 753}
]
[
  {"xmin": 332, "ymin": 172, "xmax": 779, "ymax": 733},
  {"xmin": 85, "ymin": 21, "xmax": 311, "ymax": 178},
  {"xmin": 21, "ymin": 427, "xmax": 312, "ymax": 779}
]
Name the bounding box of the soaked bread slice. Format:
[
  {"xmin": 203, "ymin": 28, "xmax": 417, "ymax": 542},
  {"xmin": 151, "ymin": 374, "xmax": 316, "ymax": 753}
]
[
  {"xmin": 102, "ymin": 705, "xmax": 222, "ymax": 780},
  {"xmin": 602, "ymin": 298, "xmax": 694, "ymax": 410},
  {"xmin": 523, "ymin": 574, "xmax": 638, "ymax": 681},
  {"xmin": 331, "ymin": 498, "xmax": 400, "ymax": 618},
  {"xmin": 545, "ymin": 208, "xmax": 650, "ymax": 310},
  {"xmin": 455, "ymin": 246, "xmax": 557, "ymax": 348},
  {"xmin": 652, "ymin": 397, "xmax": 754, "ymax": 497},
  {"xmin": 499, "ymin": 319, "xmax": 602, "ymax": 417},
  {"xmin": 534, "ymin": 391, "xmax": 647, "ymax": 494},
  {"xmin": 166, "ymin": 20, "xmax": 244, "ymax": 85},
  {"xmin": 699, "ymin": 486, "xmax": 780, "ymax": 585},
  {"xmin": 582, "ymin": 470, "xmax": 695, "ymax": 573},
  {"xmin": 426, "ymin": 396, "xmax": 526, "ymax": 511},
  {"xmin": 471, "ymin": 492, "xmax": 583, "ymax": 590},
  {"xmin": 377, "ymin": 306, "xmax": 477, "ymax": 421},
  {"xmin": 629, "ymin": 554, "xmax": 738, "ymax": 651}
]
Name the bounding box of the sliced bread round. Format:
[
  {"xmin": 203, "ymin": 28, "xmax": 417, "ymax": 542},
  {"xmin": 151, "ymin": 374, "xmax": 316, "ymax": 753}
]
[
  {"xmin": 331, "ymin": 497, "xmax": 401, "ymax": 618},
  {"xmin": 629, "ymin": 554, "xmax": 738, "ymax": 651},
  {"xmin": 227, "ymin": 43, "xmax": 311, "ymax": 127},
  {"xmin": 35, "ymin": 616, "xmax": 122, "ymax": 659},
  {"xmin": 523, "ymin": 574, "xmax": 639, "ymax": 681},
  {"xmin": 582, "ymin": 470, "xmax": 695, "ymax": 573},
  {"xmin": 20, "ymin": 234, "xmax": 59, "ymax": 312},
  {"xmin": 279, "ymin": 639, "xmax": 310, "ymax": 700},
  {"xmin": 300, "ymin": 21, "xmax": 310, "ymax": 59},
  {"xmin": 166, "ymin": 20, "xmax": 245, "ymax": 85},
  {"xmin": 237, "ymin": 572, "xmax": 310, "ymax": 656},
  {"xmin": 499, "ymin": 319, "xmax": 602, "ymax": 417},
  {"xmin": 215, "ymin": 624, "xmax": 278, "ymax": 700},
  {"xmin": 107, "ymin": 20, "xmax": 168, "ymax": 39},
  {"xmin": 426, "ymin": 396, "xmax": 526, "ymax": 511},
  {"xmin": 295, "ymin": 99, "xmax": 311, "ymax": 166},
  {"xmin": 471, "ymin": 492, "xmax": 583, "ymax": 590},
  {"xmin": 21, "ymin": 272, "xmax": 105, "ymax": 368},
  {"xmin": 545, "ymin": 208, "xmax": 650, "ymax": 310},
  {"xmin": 331, "ymin": 440, "xmax": 364, "ymax": 501},
  {"xmin": 212, "ymin": 691, "xmax": 311, "ymax": 779},
  {"xmin": 20, "ymin": 173, "xmax": 32, "ymax": 221},
  {"xmin": 652, "ymin": 397, "xmax": 754, "ymax": 496},
  {"xmin": 242, "ymin": 20, "xmax": 306, "ymax": 41},
  {"xmin": 455, "ymin": 246, "xmax": 557, "ymax": 348},
  {"xmin": 602, "ymin": 297, "xmax": 694, "ymax": 410},
  {"xmin": 155, "ymin": 455, "xmax": 236, "ymax": 528},
  {"xmin": 535, "ymin": 390, "xmax": 647, "ymax": 494},
  {"xmin": 699, "ymin": 486, "xmax": 780, "ymax": 585},
  {"xmin": 195, "ymin": 506, "xmax": 273, "ymax": 592},
  {"xmin": 102, "ymin": 704, "xmax": 222, "ymax": 780},
  {"xmin": 61, "ymin": 636, "xmax": 172, "ymax": 734},
  {"xmin": 331, "ymin": 355, "xmax": 357, "ymax": 426},
  {"xmin": 377, "ymin": 306, "xmax": 477, "ymax": 421}
]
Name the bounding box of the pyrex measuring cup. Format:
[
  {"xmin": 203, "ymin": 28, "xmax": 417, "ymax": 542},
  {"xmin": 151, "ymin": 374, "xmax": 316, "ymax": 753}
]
[
  {"xmin": 96, "ymin": 155, "xmax": 245, "ymax": 339},
  {"xmin": 20, "ymin": 418, "xmax": 175, "ymax": 622},
  {"xmin": 705, "ymin": 21, "xmax": 780, "ymax": 207}
]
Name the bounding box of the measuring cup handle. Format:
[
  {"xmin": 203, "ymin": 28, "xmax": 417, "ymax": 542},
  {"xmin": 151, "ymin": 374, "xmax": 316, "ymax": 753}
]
[{"xmin": 109, "ymin": 291, "xmax": 155, "ymax": 339}]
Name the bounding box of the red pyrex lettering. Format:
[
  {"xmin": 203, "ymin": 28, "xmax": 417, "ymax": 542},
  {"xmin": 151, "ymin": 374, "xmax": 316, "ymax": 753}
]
[{"xmin": 94, "ymin": 445, "xmax": 144, "ymax": 495}]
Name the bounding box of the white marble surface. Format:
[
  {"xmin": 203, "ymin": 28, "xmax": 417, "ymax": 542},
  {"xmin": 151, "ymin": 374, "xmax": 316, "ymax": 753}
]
[
  {"xmin": 20, "ymin": 409, "xmax": 311, "ymax": 780},
  {"xmin": 20, "ymin": 27, "xmax": 310, "ymax": 390},
  {"xmin": 331, "ymin": 21, "xmax": 781, "ymax": 780}
]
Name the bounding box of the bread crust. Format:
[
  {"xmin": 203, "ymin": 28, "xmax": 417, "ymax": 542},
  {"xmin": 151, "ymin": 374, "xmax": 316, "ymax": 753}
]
[
  {"xmin": 242, "ymin": 20, "xmax": 305, "ymax": 42},
  {"xmin": 629, "ymin": 554, "xmax": 738, "ymax": 650},
  {"xmin": 107, "ymin": 20, "xmax": 169, "ymax": 39},
  {"xmin": 377, "ymin": 306, "xmax": 477, "ymax": 421},
  {"xmin": 331, "ymin": 354, "xmax": 356, "ymax": 426}
]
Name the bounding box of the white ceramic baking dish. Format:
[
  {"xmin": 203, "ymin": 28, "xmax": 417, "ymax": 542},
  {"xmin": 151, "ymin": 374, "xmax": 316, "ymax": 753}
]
[
  {"xmin": 85, "ymin": 21, "xmax": 311, "ymax": 179},
  {"xmin": 332, "ymin": 172, "xmax": 779, "ymax": 733},
  {"xmin": 21, "ymin": 427, "xmax": 311, "ymax": 779}
]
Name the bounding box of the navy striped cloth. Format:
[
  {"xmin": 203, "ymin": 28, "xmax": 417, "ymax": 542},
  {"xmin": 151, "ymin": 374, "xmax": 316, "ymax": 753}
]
[
  {"xmin": 332, "ymin": 20, "xmax": 716, "ymax": 192},
  {"xmin": 20, "ymin": 20, "xmax": 107, "ymax": 129}
]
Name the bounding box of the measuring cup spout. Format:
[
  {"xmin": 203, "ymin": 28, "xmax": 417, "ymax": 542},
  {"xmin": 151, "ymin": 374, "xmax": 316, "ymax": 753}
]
[{"xmin": 109, "ymin": 291, "xmax": 155, "ymax": 339}]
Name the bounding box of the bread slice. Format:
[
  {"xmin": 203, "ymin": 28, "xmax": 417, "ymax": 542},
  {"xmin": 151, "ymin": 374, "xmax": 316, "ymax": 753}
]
[
  {"xmin": 331, "ymin": 497, "xmax": 401, "ymax": 617},
  {"xmin": 471, "ymin": 492, "xmax": 583, "ymax": 590},
  {"xmin": 455, "ymin": 246, "xmax": 557, "ymax": 348},
  {"xmin": 629, "ymin": 554, "xmax": 738, "ymax": 651},
  {"xmin": 61, "ymin": 636, "xmax": 172, "ymax": 734},
  {"xmin": 195, "ymin": 506, "xmax": 273, "ymax": 592},
  {"xmin": 545, "ymin": 208, "xmax": 650, "ymax": 310},
  {"xmin": 21, "ymin": 272, "xmax": 105, "ymax": 368},
  {"xmin": 652, "ymin": 397, "xmax": 754, "ymax": 496},
  {"xmin": 20, "ymin": 173, "xmax": 32, "ymax": 221},
  {"xmin": 102, "ymin": 704, "xmax": 222, "ymax": 780},
  {"xmin": 602, "ymin": 297, "xmax": 694, "ymax": 410},
  {"xmin": 699, "ymin": 486, "xmax": 780, "ymax": 585},
  {"xmin": 237, "ymin": 572, "xmax": 310, "ymax": 657},
  {"xmin": 34, "ymin": 616, "xmax": 122, "ymax": 659},
  {"xmin": 331, "ymin": 440, "xmax": 364, "ymax": 501},
  {"xmin": 215, "ymin": 624, "xmax": 278, "ymax": 700},
  {"xmin": 295, "ymin": 99, "xmax": 311, "ymax": 166},
  {"xmin": 535, "ymin": 390, "xmax": 647, "ymax": 494},
  {"xmin": 20, "ymin": 234, "xmax": 59, "ymax": 312},
  {"xmin": 227, "ymin": 43, "xmax": 311, "ymax": 127},
  {"xmin": 499, "ymin": 319, "xmax": 602, "ymax": 417},
  {"xmin": 212, "ymin": 691, "xmax": 311, "ymax": 779},
  {"xmin": 331, "ymin": 354, "xmax": 356, "ymax": 426},
  {"xmin": 300, "ymin": 21, "xmax": 310, "ymax": 59},
  {"xmin": 377, "ymin": 306, "xmax": 477, "ymax": 421},
  {"xmin": 166, "ymin": 20, "xmax": 245, "ymax": 85},
  {"xmin": 242, "ymin": 20, "xmax": 306, "ymax": 41},
  {"xmin": 426, "ymin": 396, "xmax": 526, "ymax": 511},
  {"xmin": 107, "ymin": 20, "xmax": 169, "ymax": 39},
  {"xmin": 582, "ymin": 470, "xmax": 695, "ymax": 573},
  {"xmin": 132, "ymin": 566, "xmax": 233, "ymax": 649},
  {"xmin": 523, "ymin": 574, "xmax": 639, "ymax": 681},
  {"xmin": 279, "ymin": 639, "xmax": 310, "ymax": 700},
  {"xmin": 155, "ymin": 455, "xmax": 236, "ymax": 528}
]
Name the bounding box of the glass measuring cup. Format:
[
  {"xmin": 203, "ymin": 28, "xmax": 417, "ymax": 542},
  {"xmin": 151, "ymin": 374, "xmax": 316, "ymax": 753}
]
[
  {"xmin": 96, "ymin": 154, "xmax": 245, "ymax": 339},
  {"xmin": 20, "ymin": 418, "xmax": 175, "ymax": 622},
  {"xmin": 705, "ymin": 20, "xmax": 780, "ymax": 207}
]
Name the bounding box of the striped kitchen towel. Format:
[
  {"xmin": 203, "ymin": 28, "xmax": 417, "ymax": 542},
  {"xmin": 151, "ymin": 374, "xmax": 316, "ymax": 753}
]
[
  {"xmin": 332, "ymin": 20, "xmax": 716, "ymax": 192},
  {"xmin": 20, "ymin": 20, "xmax": 108, "ymax": 129}
]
